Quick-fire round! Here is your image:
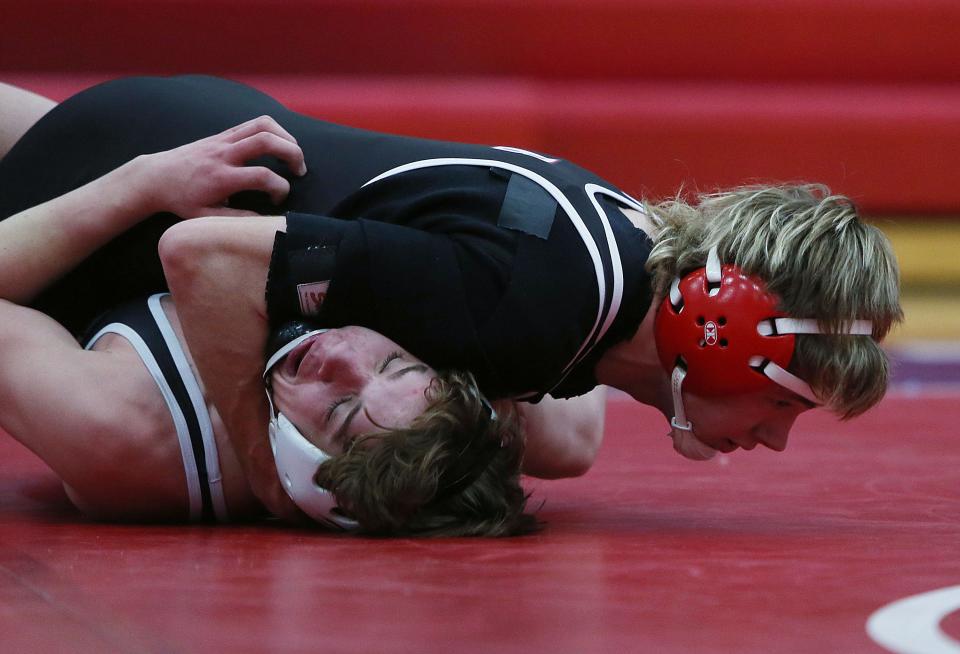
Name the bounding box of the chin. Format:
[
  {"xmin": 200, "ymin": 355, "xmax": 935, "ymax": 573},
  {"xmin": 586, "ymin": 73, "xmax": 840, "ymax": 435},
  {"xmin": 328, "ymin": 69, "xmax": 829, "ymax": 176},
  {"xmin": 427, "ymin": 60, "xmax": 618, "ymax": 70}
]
[{"xmin": 670, "ymin": 430, "xmax": 718, "ymax": 461}]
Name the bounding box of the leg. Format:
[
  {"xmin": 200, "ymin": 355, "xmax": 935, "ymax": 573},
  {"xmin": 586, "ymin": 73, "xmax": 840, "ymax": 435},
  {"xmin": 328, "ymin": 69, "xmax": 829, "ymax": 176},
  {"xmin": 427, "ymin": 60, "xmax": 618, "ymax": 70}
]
[{"xmin": 0, "ymin": 82, "xmax": 56, "ymax": 161}]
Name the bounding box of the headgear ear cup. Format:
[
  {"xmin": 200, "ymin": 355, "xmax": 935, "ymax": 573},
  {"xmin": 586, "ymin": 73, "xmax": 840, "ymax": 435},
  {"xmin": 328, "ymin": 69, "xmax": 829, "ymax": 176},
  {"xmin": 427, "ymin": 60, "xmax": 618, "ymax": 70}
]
[
  {"xmin": 269, "ymin": 412, "xmax": 356, "ymax": 530},
  {"xmin": 654, "ymin": 264, "xmax": 794, "ymax": 396},
  {"xmin": 263, "ymin": 328, "xmax": 358, "ymax": 530}
]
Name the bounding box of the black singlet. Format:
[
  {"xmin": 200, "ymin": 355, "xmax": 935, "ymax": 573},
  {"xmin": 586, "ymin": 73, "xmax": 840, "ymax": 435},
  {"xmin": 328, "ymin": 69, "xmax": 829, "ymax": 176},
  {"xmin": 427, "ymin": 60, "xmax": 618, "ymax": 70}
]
[{"xmin": 0, "ymin": 75, "xmax": 654, "ymax": 400}]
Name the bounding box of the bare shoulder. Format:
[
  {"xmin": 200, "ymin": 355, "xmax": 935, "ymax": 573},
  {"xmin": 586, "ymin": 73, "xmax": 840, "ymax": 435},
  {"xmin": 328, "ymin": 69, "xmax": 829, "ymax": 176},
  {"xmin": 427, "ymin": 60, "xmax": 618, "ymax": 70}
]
[
  {"xmin": 0, "ymin": 301, "xmax": 165, "ymax": 436},
  {"xmin": 0, "ymin": 300, "xmax": 189, "ymax": 519}
]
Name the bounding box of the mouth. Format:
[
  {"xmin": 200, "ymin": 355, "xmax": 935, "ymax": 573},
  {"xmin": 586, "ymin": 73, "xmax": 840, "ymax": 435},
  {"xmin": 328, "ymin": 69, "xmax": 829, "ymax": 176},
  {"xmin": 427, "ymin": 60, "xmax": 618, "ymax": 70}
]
[
  {"xmin": 716, "ymin": 440, "xmax": 740, "ymax": 454},
  {"xmin": 283, "ymin": 335, "xmax": 321, "ymax": 379}
]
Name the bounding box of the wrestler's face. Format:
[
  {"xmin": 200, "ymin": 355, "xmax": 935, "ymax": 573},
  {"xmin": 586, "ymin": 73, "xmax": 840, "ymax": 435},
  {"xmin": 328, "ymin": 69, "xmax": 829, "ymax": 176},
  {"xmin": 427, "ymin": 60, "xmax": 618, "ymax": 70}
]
[
  {"xmin": 675, "ymin": 386, "xmax": 815, "ymax": 458},
  {"xmin": 269, "ymin": 327, "xmax": 435, "ymax": 454}
]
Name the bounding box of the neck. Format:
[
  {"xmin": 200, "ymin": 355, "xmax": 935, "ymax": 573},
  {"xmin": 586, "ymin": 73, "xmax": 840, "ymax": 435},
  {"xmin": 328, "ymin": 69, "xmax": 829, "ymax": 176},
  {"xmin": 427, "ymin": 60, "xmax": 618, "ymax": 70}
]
[{"xmin": 594, "ymin": 294, "xmax": 672, "ymax": 421}]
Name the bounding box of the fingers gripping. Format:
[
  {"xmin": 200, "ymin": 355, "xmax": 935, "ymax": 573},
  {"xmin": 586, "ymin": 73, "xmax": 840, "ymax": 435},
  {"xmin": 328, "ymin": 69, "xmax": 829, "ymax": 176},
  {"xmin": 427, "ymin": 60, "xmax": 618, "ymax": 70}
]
[
  {"xmin": 225, "ymin": 115, "xmax": 299, "ymax": 148},
  {"xmin": 230, "ymin": 166, "xmax": 291, "ymax": 206},
  {"xmin": 149, "ymin": 116, "xmax": 306, "ymax": 219},
  {"xmin": 229, "ymin": 131, "xmax": 307, "ymax": 177}
]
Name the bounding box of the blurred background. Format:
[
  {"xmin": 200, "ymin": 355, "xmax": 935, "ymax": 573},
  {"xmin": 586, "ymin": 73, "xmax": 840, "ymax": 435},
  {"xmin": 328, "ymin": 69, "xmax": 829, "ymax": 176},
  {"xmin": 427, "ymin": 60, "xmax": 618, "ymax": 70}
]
[
  {"xmin": 3, "ymin": 0, "xmax": 958, "ymax": 384},
  {"xmin": 3, "ymin": 6, "xmax": 959, "ymax": 652}
]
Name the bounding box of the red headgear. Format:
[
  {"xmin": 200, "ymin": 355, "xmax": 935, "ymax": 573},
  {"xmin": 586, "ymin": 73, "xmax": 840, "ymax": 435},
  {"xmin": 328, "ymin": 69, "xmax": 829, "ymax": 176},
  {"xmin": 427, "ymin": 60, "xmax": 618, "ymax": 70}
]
[
  {"xmin": 654, "ymin": 264, "xmax": 794, "ymax": 397},
  {"xmin": 653, "ymin": 247, "xmax": 872, "ymax": 460},
  {"xmin": 654, "ymin": 247, "xmax": 873, "ymax": 405}
]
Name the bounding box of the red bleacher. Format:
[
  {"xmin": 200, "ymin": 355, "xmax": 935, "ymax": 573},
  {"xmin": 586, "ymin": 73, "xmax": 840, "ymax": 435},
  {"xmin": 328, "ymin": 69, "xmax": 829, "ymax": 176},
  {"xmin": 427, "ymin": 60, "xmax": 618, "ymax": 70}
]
[{"xmin": 4, "ymin": 0, "xmax": 960, "ymax": 213}]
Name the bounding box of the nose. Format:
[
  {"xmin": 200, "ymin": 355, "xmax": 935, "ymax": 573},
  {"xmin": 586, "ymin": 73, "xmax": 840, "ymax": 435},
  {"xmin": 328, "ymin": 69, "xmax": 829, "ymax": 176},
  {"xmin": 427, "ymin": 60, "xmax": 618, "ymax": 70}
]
[
  {"xmin": 316, "ymin": 342, "xmax": 366, "ymax": 388},
  {"xmin": 755, "ymin": 423, "xmax": 790, "ymax": 452}
]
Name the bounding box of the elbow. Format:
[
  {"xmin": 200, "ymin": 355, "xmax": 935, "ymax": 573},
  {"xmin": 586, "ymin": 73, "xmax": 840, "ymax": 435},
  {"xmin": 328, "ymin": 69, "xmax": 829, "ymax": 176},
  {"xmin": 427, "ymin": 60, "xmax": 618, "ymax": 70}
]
[
  {"xmin": 529, "ymin": 450, "xmax": 595, "ymax": 480},
  {"xmin": 561, "ymin": 430, "xmax": 601, "ymax": 478},
  {"xmin": 558, "ymin": 406, "xmax": 605, "ymax": 478},
  {"xmin": 553, "ymin": 459, "xmax": 592, "ymax": 480},
  {"xmin": 525, "ymin": 427, "xmax": 601, "ymax": 480},
  {"xmin": 158, "ymin": 221, "xmax": 198, "ymax": 283},
  {"xmin": 158, "ymin": 219, "xmax": 219, "ymax": 288}
]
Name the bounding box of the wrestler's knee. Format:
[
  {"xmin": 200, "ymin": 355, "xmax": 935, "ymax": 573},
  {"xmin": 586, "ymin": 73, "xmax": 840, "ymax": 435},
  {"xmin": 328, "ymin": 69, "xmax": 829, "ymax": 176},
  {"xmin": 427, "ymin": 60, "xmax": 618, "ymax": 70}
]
[{"xmin": 0, "ymin": 82, "xmax": 56, "ymax": 160}]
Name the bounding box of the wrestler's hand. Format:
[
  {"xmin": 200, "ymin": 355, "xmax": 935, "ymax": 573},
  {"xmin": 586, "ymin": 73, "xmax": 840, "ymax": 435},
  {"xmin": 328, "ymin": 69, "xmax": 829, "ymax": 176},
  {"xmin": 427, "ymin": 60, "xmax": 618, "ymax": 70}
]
[{"xmin": 133, "ymin": 115, "xmax": 307, "ymax": 219}]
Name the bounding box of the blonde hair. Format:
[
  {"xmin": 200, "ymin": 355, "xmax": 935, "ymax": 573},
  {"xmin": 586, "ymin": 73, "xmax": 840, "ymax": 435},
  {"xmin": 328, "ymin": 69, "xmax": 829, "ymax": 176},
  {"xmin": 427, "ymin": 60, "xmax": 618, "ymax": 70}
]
[{"xmin": 644, "ymin": 184, "xmax": 903, "ymax": 418}]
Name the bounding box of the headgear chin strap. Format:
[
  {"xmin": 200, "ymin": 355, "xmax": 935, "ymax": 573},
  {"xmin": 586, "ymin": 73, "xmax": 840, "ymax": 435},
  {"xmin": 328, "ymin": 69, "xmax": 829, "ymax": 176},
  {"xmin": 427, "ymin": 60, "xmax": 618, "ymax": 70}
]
[
  {"xmin": 654, "ymin": 246, "xmax": 873, "ymax": 458},
  {"xmin": 263, "ymin": 329, "xmax": 358, "ymax": 530}
]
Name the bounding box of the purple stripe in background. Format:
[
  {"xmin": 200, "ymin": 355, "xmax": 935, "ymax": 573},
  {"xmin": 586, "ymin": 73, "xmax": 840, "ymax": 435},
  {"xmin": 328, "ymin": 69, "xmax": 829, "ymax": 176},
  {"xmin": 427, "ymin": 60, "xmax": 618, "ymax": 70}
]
[
  {"xmin": 888, "ymin": 343, "xmax": 960, "ymax": 386},
  {"xmin": 606, "ymin": 344, "xmax": 960, "ymax": 401}
]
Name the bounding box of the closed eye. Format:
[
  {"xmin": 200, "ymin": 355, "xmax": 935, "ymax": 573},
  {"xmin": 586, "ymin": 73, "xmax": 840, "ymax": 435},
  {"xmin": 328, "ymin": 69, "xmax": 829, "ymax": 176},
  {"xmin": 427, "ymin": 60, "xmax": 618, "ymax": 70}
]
[
  {"xmin": 325, "ymin": 396, "xmax": 351, "ymax": 423},
  {"xmin": 378, "ymin": 351, "xmax": 403, "ymax": 374}
]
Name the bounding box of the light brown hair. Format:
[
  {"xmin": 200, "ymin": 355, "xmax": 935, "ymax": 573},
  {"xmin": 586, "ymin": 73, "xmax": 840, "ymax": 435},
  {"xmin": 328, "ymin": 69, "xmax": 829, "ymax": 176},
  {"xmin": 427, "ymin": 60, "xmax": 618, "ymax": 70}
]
[{"xmin": 315, "ymin": 370, "xmax": 539, "ymax": 537}]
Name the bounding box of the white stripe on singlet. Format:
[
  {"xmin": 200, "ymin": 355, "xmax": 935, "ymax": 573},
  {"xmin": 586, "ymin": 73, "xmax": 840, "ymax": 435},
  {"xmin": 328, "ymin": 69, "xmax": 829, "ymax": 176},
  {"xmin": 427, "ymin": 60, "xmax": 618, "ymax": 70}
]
[
  {"xmin": 362, "ymin": 157, "xmax": 627, "ymax": 397},
  {"xmin": 85, "ymin": 322, "xmax": 204, "ymax": 522},
  {"xmin": 544, "ymin": 184, "xmax": 640, "ymax": 392},
  {"xmin": 147, "ymin": 294, "xmax": 228, "ymax": 522}
]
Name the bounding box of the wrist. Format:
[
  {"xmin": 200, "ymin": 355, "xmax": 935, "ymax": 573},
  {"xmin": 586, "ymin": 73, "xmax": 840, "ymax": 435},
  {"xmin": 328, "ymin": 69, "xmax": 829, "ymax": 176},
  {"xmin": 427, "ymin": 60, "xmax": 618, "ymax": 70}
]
[
  {"xmin": 84, "ymin": 155, "xmax": 166, "ymax": 230},
  {"xmin": 55, "ymin": 157, "xmax": 158, "ymax": 244},
  {"xmin": 113, "ymin": 154, "xmax": 166, "ymax": 217}
]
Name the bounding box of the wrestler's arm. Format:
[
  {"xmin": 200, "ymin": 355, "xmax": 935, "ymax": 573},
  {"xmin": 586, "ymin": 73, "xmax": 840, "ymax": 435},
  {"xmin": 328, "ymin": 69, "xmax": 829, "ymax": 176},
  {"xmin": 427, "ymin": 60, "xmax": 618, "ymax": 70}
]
[
  {"xmin": 160, "ymin": 214, "xmax": 609, "ymax": 496},
  {"xmin": 0, "ymin": 299, "xmax": 121, "ymax": 469},
  {"xmin": 0, "ymin": 115, "xmax": 305, "ymax": 304},
  {"xmin": 158, "ymin": 215, "xmax": 304, "ymax": 521},
  {"xmin": 511, "ymin": 386, "xmax": 607, "ymax": 478},
  {"xmin": 0, "ymin": 299, "xmax": 191, "ymax": 519}
]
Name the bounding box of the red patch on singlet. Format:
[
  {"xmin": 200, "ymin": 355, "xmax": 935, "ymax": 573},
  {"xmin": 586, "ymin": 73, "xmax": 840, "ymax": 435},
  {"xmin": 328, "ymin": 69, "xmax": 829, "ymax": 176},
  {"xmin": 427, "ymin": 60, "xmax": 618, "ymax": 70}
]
[{"xmin": 296, "ymin": 281, "xmax": 329, "ymax": 316}]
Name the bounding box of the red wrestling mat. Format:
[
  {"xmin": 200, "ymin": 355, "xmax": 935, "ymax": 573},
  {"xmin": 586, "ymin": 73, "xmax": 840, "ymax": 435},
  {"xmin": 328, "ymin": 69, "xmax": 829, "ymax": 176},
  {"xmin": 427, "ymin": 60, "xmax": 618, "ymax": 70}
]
[{"xmin": 2, "ymin": 394, "xmax": 958, "ymax": 654}]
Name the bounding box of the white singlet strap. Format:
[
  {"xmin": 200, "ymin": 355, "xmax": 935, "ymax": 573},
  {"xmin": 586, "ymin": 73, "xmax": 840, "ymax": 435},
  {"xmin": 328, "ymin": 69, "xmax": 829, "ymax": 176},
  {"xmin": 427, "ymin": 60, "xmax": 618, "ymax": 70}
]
[
  {"xmin": 85, "ymin": 322, "xmax": 205, "ymax": 522},
  {"xmin": 147, "ymin": 294, "xmax": 229, "ymax": 523},
  {"xmin": 492, "ymin": 146, "xmax": 559, "ymax": 163}
]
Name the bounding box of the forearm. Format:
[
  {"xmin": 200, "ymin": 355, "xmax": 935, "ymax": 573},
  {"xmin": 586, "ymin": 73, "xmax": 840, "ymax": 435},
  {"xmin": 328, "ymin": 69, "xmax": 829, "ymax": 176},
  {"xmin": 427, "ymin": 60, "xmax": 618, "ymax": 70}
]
[
  {"xmin": 160, "ymin": 216, "xmax": 280, "ymax": 415},
  {"xmin": 518, "ymin": 386, "xmax": 607, "ymax": 479},
  {"xmin": 0, "ymin": 114, "xmax": 306, "ymax": 306},
  {"xmin": 159, "ymin": 215, "xmax": 303, "ymax": 519},
  {"xmin": 0, "ymin": 157, "xmax": 156, "ymax": 303}
]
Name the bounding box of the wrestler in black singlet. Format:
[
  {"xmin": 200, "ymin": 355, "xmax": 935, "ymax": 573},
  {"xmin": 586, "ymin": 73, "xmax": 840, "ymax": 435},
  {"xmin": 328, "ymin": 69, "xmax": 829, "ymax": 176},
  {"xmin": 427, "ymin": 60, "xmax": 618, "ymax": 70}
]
[{"xmin": 0, "ymin": 75, "xmax": 653, "ymax": 400}]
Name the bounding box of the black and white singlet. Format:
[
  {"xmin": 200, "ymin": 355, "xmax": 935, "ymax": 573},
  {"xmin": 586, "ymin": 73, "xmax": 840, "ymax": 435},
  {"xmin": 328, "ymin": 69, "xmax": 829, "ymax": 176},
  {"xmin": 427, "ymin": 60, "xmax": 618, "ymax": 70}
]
[
  {"xmin": 0, "ymin": 75, "xmax": 656, "ymax": 401},
  {"xmin": 83, "ymin": 293, "xmax": 228, "ymax": 522}
]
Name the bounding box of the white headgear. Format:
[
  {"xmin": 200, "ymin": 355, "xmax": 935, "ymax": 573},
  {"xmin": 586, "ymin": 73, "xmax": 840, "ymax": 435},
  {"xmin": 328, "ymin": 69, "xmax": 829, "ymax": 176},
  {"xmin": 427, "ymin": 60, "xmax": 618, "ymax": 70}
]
[{"xmin": 263, "ymin": 330, "xmax": 358, "ymax": 530}]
